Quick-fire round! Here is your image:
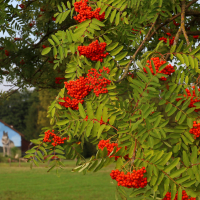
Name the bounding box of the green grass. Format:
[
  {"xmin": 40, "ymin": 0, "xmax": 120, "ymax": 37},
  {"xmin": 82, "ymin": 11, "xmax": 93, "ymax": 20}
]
[{"xmin": 0, "ymin": 160, "xmax": 122, "ymax": 200}]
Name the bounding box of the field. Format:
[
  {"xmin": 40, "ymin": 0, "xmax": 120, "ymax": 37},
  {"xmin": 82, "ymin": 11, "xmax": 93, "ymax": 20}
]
[{"xmin": 0, "ymin": 160, "xmax": 138, "ymax": 200}]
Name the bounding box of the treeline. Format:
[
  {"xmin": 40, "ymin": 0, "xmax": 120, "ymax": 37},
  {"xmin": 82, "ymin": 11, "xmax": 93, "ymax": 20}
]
[
  {"xmin": 0, "ymin": 89, "xmax": 58, "ymax": 141},
  {"xmin": 0, "ymin": 89, "xmax": 96, "ymax": 157}
]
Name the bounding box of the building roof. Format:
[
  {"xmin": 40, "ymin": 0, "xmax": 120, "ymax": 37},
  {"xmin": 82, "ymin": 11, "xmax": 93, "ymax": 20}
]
[{"xmin": 0, "ymin": 119, "xmax": 24, "ymax": 137}]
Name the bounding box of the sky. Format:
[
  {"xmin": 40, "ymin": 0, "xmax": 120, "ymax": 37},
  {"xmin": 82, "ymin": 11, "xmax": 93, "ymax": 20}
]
[{"xmin": 0, "ymin": 122, "xmax": 21, "ymax": 147}]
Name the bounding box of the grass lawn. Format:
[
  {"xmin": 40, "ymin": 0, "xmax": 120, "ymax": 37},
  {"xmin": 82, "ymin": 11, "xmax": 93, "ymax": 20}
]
[{"xmin": 0, "ymin": 160, "xmax": 138, "ymax": 200}]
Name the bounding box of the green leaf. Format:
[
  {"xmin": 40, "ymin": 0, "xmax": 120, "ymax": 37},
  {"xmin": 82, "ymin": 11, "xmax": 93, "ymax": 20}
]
[
  {"xmin": 178, "ymin": 114, "xmax": 186, "ymax": 124},
  {"xmin": 151, "ymin": 60, "xmax": 157, "ymax": 74},
  {"xmin": 191, "ymin": 146, "xmax": 197, "ymax": 164},
  {"xmin": 156, "ymin": 152, "xmax": 172, "ymax": 165},
  {"xmin": 167, "ymin": 106, "xmax": 177, "ymax": 116},
  {"xmin": 187, "ymin": 118, "xmax": 193, "ymax": 128},
  {"xmin": 165, "ymin": 103, "xmax": 172, "ymax": 113},
  {"xmin": 92, "ymin": 18, "xmax": 105, "ymax": 27},
  {"xmin": 176, "ymin": 175, "xmax": 190, "ymax": 184},
  {"xmin": 67, "ymin": 1, "xmax": 71, "ymax": 9},
  {"xmin": 136, "ymin": 72, "xmax": 149, "ymax": 83},
  {"xmin": 39, "ymin": 146, "xmax": 47, "ymax": 156},
  {"xmin": 56, "ymin": 119, "xmax": 69, "ymax": 126},
  {"xmin": 48, "ymin": 39, "xmax": 55, "ymax": 46},
  {"xmin": 55, "ymin": 149, "xmax": 65, "ymax": 154},
  {"xmin": 159, "ymin": 99, "xmax": 166, "ymax": 105},
  {"xmin": 26, "ymin": 149, "xmax": 36, "ymax": 154},
  {"xmin": 30, "ymin": 139, "xmax": 41, "ymax": 145},
  {"xmin": 97, "ymin": 124, "xmax": 106, "ymax": 138},
  {"xmin": 176, "ymin": 40, "xmax": 183, "ymax": 53},
  {"xmin": 183, "ymin": 54, "xmax": 189, "ymax": 66},
  {"xmin": 88, "ymin": 160, "xmax": 98, "ymax": 172},
  {"xmin": 115, "ymin": 12, "xmax": 120, "ymax": 26},
  {"xmin": 41, "ymin": 47, "xmax": 51, "ymax": 55},
  {"xmin": 130, "ymin": 119, "xmax": 143, "ymax": 132},
  {"xmin": 115, "ymin": 51, "xmax": 128, "ymax": 61},
  {"xmin": 33, "ymin": 159, "xmax": 39, "ymax": 167},
  {"xmin": 170, "ymin": 167, "xmax": 187, "ymax": 178},
  {"xmin": 159, "ymin": 62, "xmax": 168, "ymax": 71},
  {"xmin": 189, "ymin": 45, "xmax": 200, "ymax": 55},
  {"xmin": 178, "ymin": 187, "xmax": 182, "ymax": 200},
  {"xmin": 182, "ymin": 180, "xmax": 196, "ymax": 187},
  {"xmin": 171, "ymin": 183, "xmax": 176, "ymax": 200},
  {"xmin": 56, "ymin": 155, "xmax": 66, "ymax": 159},
  {"xmin": 37, "ymin": 151, "xmax": 44, "ymax": 160},
  {"xmin": 78, "ymin": 103, "xmax": 86, "ymax": 119},
  {"xmin": 110, "ymin": 45, "xmax": 123, "ymax": 56},
  {"xmin": 110, "ymin": 9, "xmax": 117, "ymax": 23},
  {"xmin": 163, "ymin": 178, "xmax": 170, "ymax": 197},
  {"xmin": 116, "ymin": 157, "xmax": 123, "ymax": 169},
  {"xmin": 176, "ymin": 53, "xmax": 184, "ymax": 64},
  {"xmin": 188, "ymin": 56, "xmax": 194, "ymax": 69},
  {"xmin": 175, "ymin": 111, "xmax": 182, "ymax": 122},
  {"xmin": 86, "ymin": 121, "xmax": 94, "ymax": 137},
  {"xmin": 58, "ymin": 45, "xmax": 63, "ymax": 59},
  {"xmin": 170, "ymin": 44, "xmax": 176, "ymax": 53},
  {"xmin": 52, "ymin": 35, "xmax": 60, "ymax": 45},
  {"xmin": 183, "ymin": 151, "xmax": 190, "ymax": 167},
  {"xmin": 105, "ymin": 6, "xmax": 112, "ymax": 19},
  {"xmin": 129, "ymin": 188, "xmax": 146, "ymax": 197}
]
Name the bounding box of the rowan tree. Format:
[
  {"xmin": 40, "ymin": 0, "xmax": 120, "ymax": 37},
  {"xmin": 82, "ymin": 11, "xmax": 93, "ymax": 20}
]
[
  {"xmin": 19, "ymin": 0, "xmax": 200, "ymax": 199},
  {"xmin": 0, "ymin": 0, "xmax": 75, "ymax": 97}
]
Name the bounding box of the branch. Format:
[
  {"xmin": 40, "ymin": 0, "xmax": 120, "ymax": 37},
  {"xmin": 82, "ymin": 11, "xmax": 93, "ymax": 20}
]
[
  {"xmin": 181, "ymin": 0, "xmax": 192, "ymax": 52},
  {"xmin": 144, "ymin": 0, "xmax": 198, "ymax": 50},
  {"xmin": 114, "ymin": 15, "xmax": 159, "ymax": 83}
]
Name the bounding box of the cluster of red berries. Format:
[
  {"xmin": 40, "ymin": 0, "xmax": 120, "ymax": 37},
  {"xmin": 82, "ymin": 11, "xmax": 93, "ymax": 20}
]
[
  {"xmin": 55, "ymin": 77, "xmax": 66, "ymax": 84},
  {"xmin": 173, "ymin": 20, "xmax": 180, "ymax": 26},
  {"xmin": 166, "ymin": 33, "xmax": 171, "ymax": 36},
  {"xmin": 43, "ymin": 130, "xmax": 68, "ymax": 147},
  {"xmin": 5, "ymin": 50, "xmax": 9, "ymax": 56},
  {"xmin": 176, "ymin": 86, "xmax": 200, "ymax": 112},
  {"xmin": 98, "ymin": 140, "xmax": 129, "ymax": 161},
  {"xmin": 159, "ymin": 36, "xmax": 175, "ymax": 46},
  {"xmin": 163, "ymin": 190, "xmax": 196, "ymax": 200},
  {"xmin": 189, "ymin": 121, "xmax": 200, "ymax": 138},
  {"xmin": 29, "ymin": 21, "xmax": 35, "ymax": 27},
  {"xmin": 14, "ymin": 38, "xmax": 22, "ymax": 41},
  {"xmin": 76, "ymin": 40, "xmax": 109, "ymax": 62},
  {"xmin": 20, "ymin": 59, "xmax": 25, "ymax": 65},
  {"xmin": 193, "ymin": 35, "xmax": 199, "ymax": 39},
  {"xmin": 98, "ymin": 140, "xmax": 122, "ymax": 160},
  {"xmin": 144, "ymin": 57, "xmax": 175, "ymax": 81},
  {"xmin": 132, "ymin": 28, "xmax": 141, "ymax": 34},
  {"xmin": 40, "ymin": 7, "xmax": 45, "ymax": 12},
  {"xmin": 19, "ymin": 4, "xmax": 25, "ymax": 9},
  {"xmin": 42, "ymin": 45, "xmax": 49, "ymax": 49},
  {"xmin": 85, "ymin": 115, "xmax": 109, "ymax": 125},
  {"xmin": 128, "ymin": 72, "xmax": 134, "ymax": 78},
  {"xmin": 59, "ymin": 68, "xmax": 111, "ymax": 110},
  {"xmin": 110, "ymin": 168, "xmax": 147, "ymax": 188},
  {"xmin": 73, "ymin": 0, "xmax": 105, "ymax": 23},
  {"xmin": 52, "ymin": 17, "xmax": 56, "ymax": 21}
]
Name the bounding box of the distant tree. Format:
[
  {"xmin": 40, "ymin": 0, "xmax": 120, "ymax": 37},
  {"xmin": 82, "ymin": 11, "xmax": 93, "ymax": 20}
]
[{"xmin": 0, "ymin": 89, "xmax": 40, "ymax": 140}]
